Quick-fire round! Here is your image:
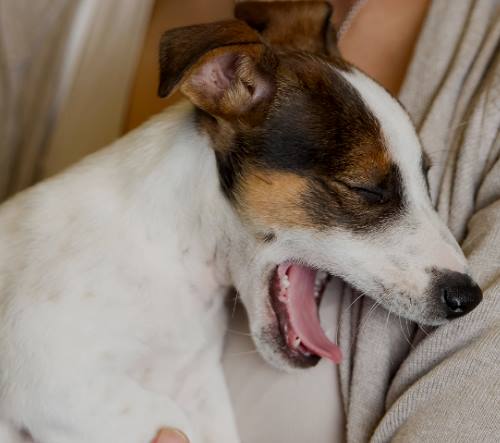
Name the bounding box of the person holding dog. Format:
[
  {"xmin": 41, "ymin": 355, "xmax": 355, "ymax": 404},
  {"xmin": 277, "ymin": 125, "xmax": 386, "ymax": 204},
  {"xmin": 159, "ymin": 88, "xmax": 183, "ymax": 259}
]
[{"xmin": 0, "ymin": 1, "xmax": 498, "ymax": 442}]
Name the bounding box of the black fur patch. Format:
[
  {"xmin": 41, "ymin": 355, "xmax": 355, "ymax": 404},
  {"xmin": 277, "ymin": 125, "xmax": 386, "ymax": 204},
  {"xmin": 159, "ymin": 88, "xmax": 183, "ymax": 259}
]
[
  {"xmin": 421, "ymin": 151, "xmax": 431, "ymax": 195},
  {"xmin": 302, "ymin": 164, "xmax": 404, "ymax": 232},
  {"xmin": 214, "ymin": 52, "xmax": 406, "ymax": 232},
  {"xmin": 262, "ymin": 232, "xmax": 276, "ymax": 242}
]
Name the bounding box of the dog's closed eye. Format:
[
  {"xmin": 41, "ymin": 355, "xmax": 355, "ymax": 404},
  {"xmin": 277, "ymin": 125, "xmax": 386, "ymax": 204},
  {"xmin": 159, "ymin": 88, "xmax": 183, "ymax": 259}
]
[
  {"xmin": 334, "ymin": 180, "xmax": 389, "ymax": 205},
  {"xmin": 350, "ymin": 186, "xmax": 387, "ymax": 204}
]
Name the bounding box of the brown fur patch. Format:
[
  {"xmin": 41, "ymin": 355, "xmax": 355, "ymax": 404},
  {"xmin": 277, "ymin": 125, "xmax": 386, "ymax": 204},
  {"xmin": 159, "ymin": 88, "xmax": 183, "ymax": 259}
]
[{"xmin": 235, "ymin": 1, "xmax": 337, "ymax": 56}]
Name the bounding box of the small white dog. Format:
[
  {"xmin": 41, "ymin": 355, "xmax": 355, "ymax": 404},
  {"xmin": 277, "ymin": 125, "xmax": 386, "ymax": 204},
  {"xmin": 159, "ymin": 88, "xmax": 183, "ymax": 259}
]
[{"xmin": 0, "ymin": 2, "xmax": 482, "ymax": 443}]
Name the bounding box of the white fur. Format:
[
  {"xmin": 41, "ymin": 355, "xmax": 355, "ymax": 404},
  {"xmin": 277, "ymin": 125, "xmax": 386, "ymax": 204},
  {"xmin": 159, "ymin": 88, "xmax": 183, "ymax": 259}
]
[{"xmin": 0, "ymin": 103, "xmax": 241, "ymax": 443}]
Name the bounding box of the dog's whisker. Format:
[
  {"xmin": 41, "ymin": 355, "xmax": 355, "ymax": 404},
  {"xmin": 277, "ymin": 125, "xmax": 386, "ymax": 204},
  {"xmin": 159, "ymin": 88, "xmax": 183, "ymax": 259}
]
[
  {"xmin": 346, "ymin": 299, "xmax": 383, "ymax": 356},
  {"xmin": 335, "ymin": 290, "xmax": 365, "ymax": 344},
  {"xmin": 384, "ymin": 308, "xmax": 391, "ymax": 331},
  {"xmin": 226, "ymin": 328, "xmax": 252, "ymax": 337},
  {"xmin": 383, "ymin": 308, "xmax": 398, "ymax": 367},
  {"xmin": 342, "ymin": 292, "xmax": 365, "ymax": 316},
  {"xmin": 231, "ymin": 292, "xmax": 239, "ymax": 319},
  {"xmin": 398, "ymin": 315, "xmax": 415, "ymax": 350},
  {"xmin": 361, "ymin": 296, "xmax": 390, "ymax": 334},
  {"xmin": 418, "ymin": 324, "xmax": 430, "ymax": 337},
  {"xmin": 404, "ymin": 317, "xmax": 412, "ymax": 337}
]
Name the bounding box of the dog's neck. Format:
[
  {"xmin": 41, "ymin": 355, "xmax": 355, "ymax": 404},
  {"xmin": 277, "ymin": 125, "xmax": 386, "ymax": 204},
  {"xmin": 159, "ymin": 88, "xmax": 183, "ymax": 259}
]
[{"xmin": 114, "ymin": 101, "xmax": 244, "ymax": 289}]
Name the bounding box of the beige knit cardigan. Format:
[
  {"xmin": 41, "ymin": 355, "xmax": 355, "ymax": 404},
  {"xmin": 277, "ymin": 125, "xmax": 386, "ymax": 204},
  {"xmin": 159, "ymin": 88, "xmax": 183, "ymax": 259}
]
[{"xmin": 340, "ymin": 0, "xmax": 500, "ymax": 441}]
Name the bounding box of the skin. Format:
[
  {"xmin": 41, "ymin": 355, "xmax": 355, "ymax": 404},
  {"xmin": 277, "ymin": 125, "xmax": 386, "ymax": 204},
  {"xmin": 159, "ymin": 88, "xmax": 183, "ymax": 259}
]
[
  {"xmin": 337, "ymin": 0, "xmax": 432, "ymax": 95},
  {"xmin": 153, "ymin": 428, "xmax": 189, "ymax": 443},
  {"xmin": 129, "ymin": 0, "xmax": 432, "ymax": 440}
]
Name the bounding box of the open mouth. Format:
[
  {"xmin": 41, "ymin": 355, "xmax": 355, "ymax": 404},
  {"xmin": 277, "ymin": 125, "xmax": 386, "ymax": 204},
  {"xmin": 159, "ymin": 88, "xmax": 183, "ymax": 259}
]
[{"xmin": 270, "ymin": 262, "xmax": 343, "ymax": 367}]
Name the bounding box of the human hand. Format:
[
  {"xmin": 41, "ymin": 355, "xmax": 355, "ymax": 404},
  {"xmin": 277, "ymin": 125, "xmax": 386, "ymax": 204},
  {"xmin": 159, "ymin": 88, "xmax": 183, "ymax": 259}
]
[{"xmin": 152, "ymin": 428, "xmax": 189, "ymax": 443}]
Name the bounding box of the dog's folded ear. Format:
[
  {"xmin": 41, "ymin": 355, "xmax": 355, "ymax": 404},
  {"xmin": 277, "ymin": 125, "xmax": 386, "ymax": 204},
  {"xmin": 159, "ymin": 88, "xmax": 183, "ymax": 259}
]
[
  {"xmin": 158, "ymin": 20, "xmax": 277, "ymax": 120},
  {"xmin": 235, "ymin": 1, "xmax": 337, "ymax": 56}
]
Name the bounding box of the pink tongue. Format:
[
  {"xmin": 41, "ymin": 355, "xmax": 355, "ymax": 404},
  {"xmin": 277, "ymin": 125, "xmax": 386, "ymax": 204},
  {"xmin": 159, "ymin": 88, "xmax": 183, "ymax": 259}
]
[{"xmin": 280, "ymin": 263, "xmax": 342, "ymax": 364}]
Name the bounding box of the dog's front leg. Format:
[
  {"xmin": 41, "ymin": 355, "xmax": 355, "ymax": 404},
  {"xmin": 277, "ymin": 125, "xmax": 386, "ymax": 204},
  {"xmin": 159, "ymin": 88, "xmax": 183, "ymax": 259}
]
[
  {"xmin": 137, "ymin": 343, "xmax": 241, "ymax": 443},
  {"xmin": 180, "ymin": 363, "xmax": 240, "ymax": 443},
  {"xmin": 29, "ymin": 372, "xmax": 199, "ymax": 443}
]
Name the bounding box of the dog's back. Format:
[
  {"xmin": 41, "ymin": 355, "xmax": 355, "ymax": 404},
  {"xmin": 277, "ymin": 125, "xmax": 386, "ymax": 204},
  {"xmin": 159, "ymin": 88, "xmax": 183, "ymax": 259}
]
[{"xmin": 0, "ymin": 106, "xmax": 235, "ymax": 442}]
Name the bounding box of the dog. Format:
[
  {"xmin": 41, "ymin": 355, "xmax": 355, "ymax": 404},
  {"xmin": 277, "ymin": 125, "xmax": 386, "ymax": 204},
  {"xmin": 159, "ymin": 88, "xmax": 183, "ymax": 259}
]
[{"xmin": 0, "ymin": 2, "xmax": 483, "ymax": 442}]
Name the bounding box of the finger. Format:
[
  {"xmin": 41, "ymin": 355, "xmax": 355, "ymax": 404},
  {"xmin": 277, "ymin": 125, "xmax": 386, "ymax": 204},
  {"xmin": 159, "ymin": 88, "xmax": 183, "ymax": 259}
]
[{"xmin": 152, "ymin": 428, "xmax": 189, "ymax": 443}]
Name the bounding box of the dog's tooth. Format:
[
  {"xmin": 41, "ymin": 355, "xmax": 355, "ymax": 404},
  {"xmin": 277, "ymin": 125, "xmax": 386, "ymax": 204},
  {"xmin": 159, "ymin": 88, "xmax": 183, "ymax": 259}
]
[
  {"xmin": 315, "ymin": 270, "xmax": 327, "ymax": 287},
  {"xmin": 278, "ymin": 293, "xmax": 288, "ymax": 303},
  {"xmin": 281, "ymin": 275, "xmax": 290, "ymax": 289},
  {"xmin": 314, "ymin": 289, "xmax": 319, "ymax": 298},
  {"xmin": 293, "ymin": 337, "xmax": 301, "ymax": 348}
]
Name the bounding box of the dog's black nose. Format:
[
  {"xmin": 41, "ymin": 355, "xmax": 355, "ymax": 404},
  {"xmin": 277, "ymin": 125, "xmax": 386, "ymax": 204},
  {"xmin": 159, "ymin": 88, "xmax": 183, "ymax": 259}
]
[{"xmin": 435, "ymin": 271, "xmax": 483, "ymax": 318}]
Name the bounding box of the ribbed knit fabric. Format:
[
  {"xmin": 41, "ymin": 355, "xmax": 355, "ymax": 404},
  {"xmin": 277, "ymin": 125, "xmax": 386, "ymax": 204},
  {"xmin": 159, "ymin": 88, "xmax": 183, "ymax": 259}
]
[
  {"xmin": 338, "ymin": 1, "xmax": 500, "ymax": 441},
  {"xmin": 0, "ymin": 0, "xmax": 78, "ymax": 200}
]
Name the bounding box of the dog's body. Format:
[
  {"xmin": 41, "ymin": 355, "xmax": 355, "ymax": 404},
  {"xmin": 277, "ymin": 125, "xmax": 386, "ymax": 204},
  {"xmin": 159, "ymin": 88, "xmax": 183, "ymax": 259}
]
[
  {"xmin": 0, "ymin": 105, "xmax": 242, "ymax": 442},
  {"xmin": 0, "ymin": 3, "xmax": 483, "ymax": 443}
]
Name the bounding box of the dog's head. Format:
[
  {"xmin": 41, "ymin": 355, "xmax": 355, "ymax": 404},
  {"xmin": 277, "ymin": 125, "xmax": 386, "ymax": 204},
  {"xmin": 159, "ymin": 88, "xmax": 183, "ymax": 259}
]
[{"xmin": 158, "ymin": 1, "xmax": 482, "ymax": 369}]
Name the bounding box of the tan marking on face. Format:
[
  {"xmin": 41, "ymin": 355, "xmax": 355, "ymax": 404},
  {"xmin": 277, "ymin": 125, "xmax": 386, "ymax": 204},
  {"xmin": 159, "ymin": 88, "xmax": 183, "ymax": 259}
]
[
  {"xmin": 234, "ymin": 140, "xmax": 397, "ymax": 233},
  {"xmin": 238, "ymin": 169, "xmax": 314, "ymax": 229}
]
